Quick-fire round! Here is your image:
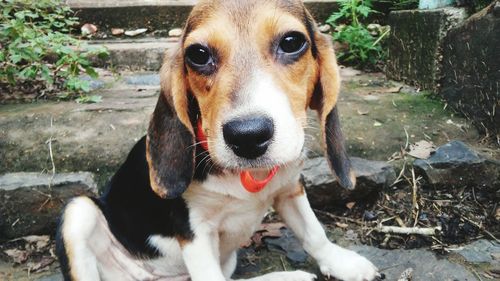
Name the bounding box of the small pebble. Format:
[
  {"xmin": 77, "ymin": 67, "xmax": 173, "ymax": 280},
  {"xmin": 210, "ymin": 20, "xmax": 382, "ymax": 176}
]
[
  {"xmin": 168, "ymin": 28, "xmax": 183, "ymax": 37},
  {"xmin": 111, "ymin": 28, "xmax": 125, "ymax": 36}
]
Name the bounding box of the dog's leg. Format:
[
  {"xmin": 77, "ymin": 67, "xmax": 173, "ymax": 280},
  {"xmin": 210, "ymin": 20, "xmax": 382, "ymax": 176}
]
[
  {"xmin": 183, "ymin": 227, "xmax": 315, "ymax": 281},
  {"xmin": 222, "ymin": 251, "xmax": 238, "ymax": 279},
  {"xmin": 181, "ymin": 224, "xmax": 227, "ymax": 281},
  {"xmin": 274, "ymin": 185, "xmax": 380, "ymax": 281},
  {"xmin": 58, "ymin": 197, "xmax": 159, "ymax": 281}
]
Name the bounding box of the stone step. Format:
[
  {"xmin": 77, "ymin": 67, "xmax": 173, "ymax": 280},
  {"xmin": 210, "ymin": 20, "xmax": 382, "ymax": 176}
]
[
  {"xmin": 67, "ymin": 0, "xmax": 338, "ymax": 35},
  {"xmin": 88, "ymin": 37, "xmax": 178, "ymax": 70}
]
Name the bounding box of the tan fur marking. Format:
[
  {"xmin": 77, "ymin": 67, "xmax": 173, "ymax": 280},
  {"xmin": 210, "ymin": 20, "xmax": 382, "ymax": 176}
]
[
  {"xmin": 159, "ymin": 48, "xmax": 193, "ymax": 134},
  {"xmin": 145, "ymin": 137, "xmax": 168, "ymax": 199},
  {"xmin": 288, "ymin": 183, "xmax": 306, "ymax": 198},
  {"xmin": 63, "ymin": 235, "xmax": 79, "ymax": 281},
  {"xmin": 314, "ymin": 33, "xmax": 341, "ymax": 141},
  {"xmin": 176, "ymin": 235, "xmax": 192, "ymax": 249}
]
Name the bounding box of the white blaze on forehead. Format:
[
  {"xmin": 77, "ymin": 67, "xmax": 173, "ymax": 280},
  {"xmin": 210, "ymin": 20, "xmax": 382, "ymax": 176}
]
[{"xmin": 214, "ymin": 70, "xmax": 304, "ymax": 166}]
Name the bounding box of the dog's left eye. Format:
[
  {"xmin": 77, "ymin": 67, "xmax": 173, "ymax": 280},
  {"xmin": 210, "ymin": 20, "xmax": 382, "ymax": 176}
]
[{"xmin": 278, "ymin": 32, "xmax": 307, "ymax": 54}]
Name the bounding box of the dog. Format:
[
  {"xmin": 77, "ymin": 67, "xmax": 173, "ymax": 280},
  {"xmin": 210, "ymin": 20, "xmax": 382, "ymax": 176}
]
[{"xmin": 56, "ymin": 1, "xmax": 380, "ymax": 280}]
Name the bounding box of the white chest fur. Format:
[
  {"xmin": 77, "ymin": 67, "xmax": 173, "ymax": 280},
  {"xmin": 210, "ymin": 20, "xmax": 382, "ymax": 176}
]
[{"xmin": 148, "ymin": 163, "xmax": 302, "ymax": 273}]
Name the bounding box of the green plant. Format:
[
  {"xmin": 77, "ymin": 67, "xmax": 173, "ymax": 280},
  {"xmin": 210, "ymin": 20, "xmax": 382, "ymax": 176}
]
[
  {"xmin": 327, "ymin": 0, "xmax": 387, "ymax": 67},
  {"xmin": 0, "ymin": 0, "xmax": 108, "ymax": 101}
]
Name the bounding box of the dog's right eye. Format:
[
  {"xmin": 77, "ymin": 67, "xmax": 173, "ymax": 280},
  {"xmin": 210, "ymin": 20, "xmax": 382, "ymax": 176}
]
[
  {"xmin": 186, "ymin": 45, "xmax": 210, "ymax": 65},
  {"xmin": 185, "ymin": 44, "xmax": 217, "ymax": 75}
]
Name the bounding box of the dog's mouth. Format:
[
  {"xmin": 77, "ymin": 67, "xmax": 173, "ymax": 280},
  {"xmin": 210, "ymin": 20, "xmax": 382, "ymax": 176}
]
[{"xmin": 196, "ymin": 117, "xmax": 301, "ymax": 193}]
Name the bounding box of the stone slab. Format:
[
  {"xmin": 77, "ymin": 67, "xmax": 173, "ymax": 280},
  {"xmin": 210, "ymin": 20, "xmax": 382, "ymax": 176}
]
[
  {"xmin": 0, "ymin": 79, "xmax": 158, "ymax": 189},
  {"xmin": 455, "ymin": 239, "xmax": 500, "ymax": 264},
  {"xmin": 67, "ymin": 0, "xmax": 338, "ymax": 35},
  {"xmin": 88, "ymin": 38, "xmax": 178, "ymax": 70},
  {"xmin": 414, "ymin": 141, "xmax": 500, "ymax": 191},
  {"xmin": 0, "ymin": 173, "xmax": 98, "ymax": 240},
  {"xmin": 386, "ymin": 8, "xmax": 467, "ymax": 91},
  {"xmin": 440, "ymin": 1, "xmax": 500, "ymax": 139},
  {"xmin": 0, "ymin": 172, "xmax": 97, "ymax": 192},
  {"xmin": 352, "ymin": 245, "xmax": 477, "ymax": 281},
  {"xmin": 301, "ymin": 157, "xmax": 396, "ymax": 207}
]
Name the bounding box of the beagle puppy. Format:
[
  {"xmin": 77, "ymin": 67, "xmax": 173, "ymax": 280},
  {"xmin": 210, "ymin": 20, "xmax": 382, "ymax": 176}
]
[{"xmin": 56, "ymin": 1, "xmax": 380, "ymax": 280}]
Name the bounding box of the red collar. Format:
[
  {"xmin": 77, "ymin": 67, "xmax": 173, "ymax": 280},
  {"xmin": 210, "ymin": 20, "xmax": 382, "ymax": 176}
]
[{"xmin": 196, "ymin": 118, "xmax": 279, "ymax": 193}]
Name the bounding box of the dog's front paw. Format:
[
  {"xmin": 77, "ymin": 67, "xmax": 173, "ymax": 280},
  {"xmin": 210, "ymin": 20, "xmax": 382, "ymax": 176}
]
[{"xmin": 317, "ymin": 245, "xmax": 379, "ymax": 281}]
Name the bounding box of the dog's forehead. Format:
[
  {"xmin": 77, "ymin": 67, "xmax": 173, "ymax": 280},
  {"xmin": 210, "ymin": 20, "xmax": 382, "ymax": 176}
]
[{"xmin": 184, "ymin": 0, "xmax": 309, "ymax": 39}]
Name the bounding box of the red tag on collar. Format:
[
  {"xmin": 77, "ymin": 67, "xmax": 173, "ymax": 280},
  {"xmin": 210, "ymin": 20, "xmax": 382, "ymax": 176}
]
[
  {"xmin": 196, "ymin": 118, "xmax": 209, "ymax": 151},
  {"xmin": 196, "ymin": 118, "xmax": 279, "ymax": 193},
  {"xmin": 240, "ymin": 167, "xmax": 279, "ymax": 193}
]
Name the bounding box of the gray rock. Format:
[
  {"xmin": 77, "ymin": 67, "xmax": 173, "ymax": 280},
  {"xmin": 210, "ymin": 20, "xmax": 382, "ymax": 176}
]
[
  {"xmin": 440, "ymin": 2, "xmax": 500, "ymax": 139},
  {"xmin": 36, "ymin": 272, "xmax": 63, "ymax": 281},
  {"xmin": 264, "ymin": 228, "xmax": 308, "ymax": 264},
  {"xmin": 124, "ymin": 74, "xmax": 160, "ymax": 86},
  {"xmin": 414, "ymin": 141, "xmax": 500, "ymax": 190},
  {"xmin": 455, "ymin": 239, "xmax": 500, "ymax": 264},
  {"xmin": 0, "ymin": 172, "xmax": 97, "ymax": 191},
  {"xmin": 301, "ymin": 157, "xmax": 396, "ymax": 207},
  {"xmin": 351, "ymin": 245, "xmax": 476, "ymax": 281},
  {"xmin": 0, "ymin": 172, "xmax": 98, "ymax": 239}
]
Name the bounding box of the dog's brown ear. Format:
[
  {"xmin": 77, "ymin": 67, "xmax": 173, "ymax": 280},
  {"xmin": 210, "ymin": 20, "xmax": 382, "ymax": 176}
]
[
  {"xmin": 146, "ymin": 48, "xmax": 195, "ymax": 199},
  {"xmin": 309, "ymin": 32, "xmax": 356, "ymax": 190}
]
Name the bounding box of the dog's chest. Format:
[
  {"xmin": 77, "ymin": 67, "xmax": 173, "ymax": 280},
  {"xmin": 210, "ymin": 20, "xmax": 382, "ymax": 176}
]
[{"xmin": 185, "ymin": 179, "xmax": 275, "ymax": 256}]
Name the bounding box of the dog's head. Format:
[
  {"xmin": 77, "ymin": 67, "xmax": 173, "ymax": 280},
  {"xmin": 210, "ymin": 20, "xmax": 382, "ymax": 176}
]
[{"xmin": 146, "ymin": 0, "xmax": 355, "ymax": 199}]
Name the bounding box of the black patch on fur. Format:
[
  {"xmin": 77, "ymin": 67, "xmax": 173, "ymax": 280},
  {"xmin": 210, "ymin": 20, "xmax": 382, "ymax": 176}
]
[
  {"xmin": 99, "ymin": 137, "xmax": 194, "ymax": 257},
  {"xmin": 303, "ymin": 10, "xmax": 318, "ymax": 58},
  {"xmin": 148, "ymin": 93, "xmax": 195, "ymax": 198},
  {"xmin": 55, "ymin": 216, "xmax": 72, "ymax": 281},
  {"xmin": 325, "ymin": 106, "xmax": 354, "ymax": 189}
]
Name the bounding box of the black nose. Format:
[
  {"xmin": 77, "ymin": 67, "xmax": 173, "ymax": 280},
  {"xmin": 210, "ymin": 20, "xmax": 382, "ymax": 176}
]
[{"xmin": 223, "ymin": 117, "xmax": 274, "ymax": 159}]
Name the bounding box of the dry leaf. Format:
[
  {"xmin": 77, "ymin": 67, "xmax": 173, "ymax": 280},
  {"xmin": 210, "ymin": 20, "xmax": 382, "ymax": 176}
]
[
  {"xmin": 4, "ymin": 249, "xmax": 29, "ymax": 264},
  {"xmin": 259, "ymin": 223, "xmax": 285, "ymax": 238},
  {"xmin": 335, "ymin": 222, "xmax": 349, "ymax": 228},
  {"xmin": 22, "ymin": 235, "xmax": 50, "ymax": 250},
  {"xmin": 27, "ymin": 256, "xmax": 55, "ymax": 273},
  {"xmin": 408, "ymin": 140, "xmax": 435, "ymax": 159},
  {"xmin": 346, "ymin": 202, "xmax": 356, "ymax": 209},
  {"xmin": 243, "ymin": 223, "xmax": 286, "ymax": 248}
]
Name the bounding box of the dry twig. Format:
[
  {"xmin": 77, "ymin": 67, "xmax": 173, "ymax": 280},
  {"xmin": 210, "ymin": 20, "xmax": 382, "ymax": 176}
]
[{"xmin": 375, "ymin": 225, "xmax": 441, "ymax": 236}]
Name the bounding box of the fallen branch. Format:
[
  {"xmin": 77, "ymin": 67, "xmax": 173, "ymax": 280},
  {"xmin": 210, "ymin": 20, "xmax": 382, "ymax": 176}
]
[
  {"xmin": 375, "ymin": 225, "xmax": 441, "ymax": 236},
  {"xmin": 313, "ymin": 209, "xmax": 367, "ymax": 226}
]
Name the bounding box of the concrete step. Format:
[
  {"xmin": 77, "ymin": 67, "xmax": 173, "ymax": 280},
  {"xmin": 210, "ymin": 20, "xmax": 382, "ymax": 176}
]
[
  {"xmin": 88, "ymin": 37, "xmax": 178, "ymax": 70},
  {"xmin": 67, "ymin": 0, "xmax": 338, "ymax": 35}
]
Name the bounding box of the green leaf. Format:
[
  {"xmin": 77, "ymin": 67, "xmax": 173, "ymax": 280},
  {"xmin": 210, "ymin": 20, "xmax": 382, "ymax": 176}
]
[{"xmin": 76, "ymin": 95, "xmax": 102, "ymax": 104}]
